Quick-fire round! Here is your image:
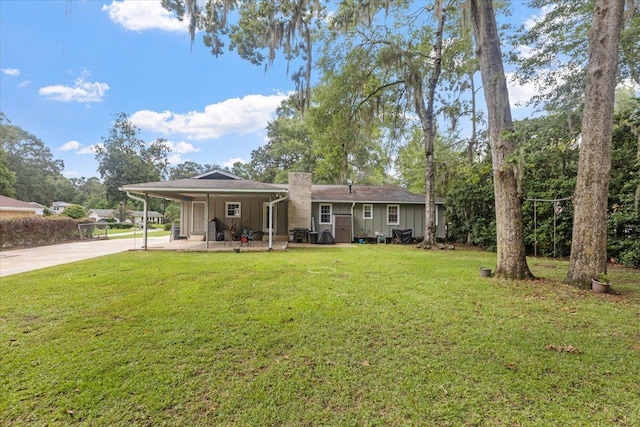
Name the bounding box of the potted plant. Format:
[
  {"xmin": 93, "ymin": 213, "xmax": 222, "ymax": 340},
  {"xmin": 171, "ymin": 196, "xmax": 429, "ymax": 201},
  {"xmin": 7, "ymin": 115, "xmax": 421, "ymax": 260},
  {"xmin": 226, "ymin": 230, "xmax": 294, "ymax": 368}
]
[{"xmin": 591, "ymin": 273, "xmax": 610, "ymax": 293}]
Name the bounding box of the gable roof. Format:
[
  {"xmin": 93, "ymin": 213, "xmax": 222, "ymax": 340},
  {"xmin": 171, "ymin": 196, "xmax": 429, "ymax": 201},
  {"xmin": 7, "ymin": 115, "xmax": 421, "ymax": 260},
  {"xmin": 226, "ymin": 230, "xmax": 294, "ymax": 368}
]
[
  {"xmin": 0, "ymin": 195, "xmax": 41, "ymax": 211},
  {"xmin": 89, "ymin": 208, "xmax": 117, "ymax": 218},
  {"xmin": 311, "ymin": 185, "xmax": 443, "ymax": 205},
  {"xmin": 192, "ymin": 170, "xmax": 242, "ymax": 180},
  {"xmin": 121, "ymin": 175, "xmax": 288, "ymax": 200}
]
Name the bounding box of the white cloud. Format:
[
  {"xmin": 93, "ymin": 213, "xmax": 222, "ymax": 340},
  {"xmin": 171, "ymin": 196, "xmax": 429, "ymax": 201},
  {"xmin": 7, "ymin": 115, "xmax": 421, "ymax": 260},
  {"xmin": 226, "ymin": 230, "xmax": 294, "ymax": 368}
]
[
  {"xmin": 77, "ymin": 144, "xmax": 100, "ymax": 155},
  {"xmin": 19, "ymin": 80, "xmax": 31, "ymax": 87},
  {"xmin": 102, "ymin": 0, "xmax": 188, "ymax": 32},
  {"xmin": 60, "ymin": 140, "xmax": 82, "ymax": 151},
  {"xmin": 617, "ymin": 78, "xmax": 640, "ymax": 95},
  {"xmin": 131, "ymin": 93, "xmax": 288, "ymax": 140},
  {"xmin": 1, "ymin": 68, "xmax": 20, "ymax": 76},
  {"xmin": 507, "ymin": 72, "xmax": 538, "ymax": 107},
  {"xmin": 167, "ymin": 154, "xmax": 184, "ymax": 165},
  {"xmin": 164, "ymin": 140, "xmax": 199, "ymax": 154},
  {"xmin": 524, "ymin": 5, "xmax": 555, "ymax": 31},
  {"xmin": 223, "ymin": 157, "xmax": 246, "ymax": 168},
  {"xmin": 39, "ymin": 70, "xmax": 109, "ymax": 103}
]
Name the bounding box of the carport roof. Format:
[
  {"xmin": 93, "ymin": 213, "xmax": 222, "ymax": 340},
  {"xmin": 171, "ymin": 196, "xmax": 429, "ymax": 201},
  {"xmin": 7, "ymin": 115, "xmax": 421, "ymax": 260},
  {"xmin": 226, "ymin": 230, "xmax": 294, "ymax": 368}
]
[{"xmin": 121, "ymin": 177, "xmax": 288, "ymax": 200}]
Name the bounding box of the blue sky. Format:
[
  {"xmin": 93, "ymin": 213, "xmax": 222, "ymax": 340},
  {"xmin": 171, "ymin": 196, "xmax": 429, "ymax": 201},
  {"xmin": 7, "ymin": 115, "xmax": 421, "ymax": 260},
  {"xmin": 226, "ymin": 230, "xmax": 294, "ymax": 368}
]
[{"xmin": 1, "ymin": 0, "xmax": 543, "ymax": 180}]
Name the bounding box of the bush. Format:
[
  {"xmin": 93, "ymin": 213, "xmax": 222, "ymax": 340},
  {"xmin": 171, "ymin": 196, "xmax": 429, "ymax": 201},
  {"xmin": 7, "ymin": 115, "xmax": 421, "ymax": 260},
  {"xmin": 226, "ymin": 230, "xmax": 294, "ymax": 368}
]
[
  {"xmin": 108, "ymin": 223, "xmax": 134, "ymax": 230},
  {"xmin": 62, "ymin": 204, "xmax": 87, "ymax": 220},
  {"xmin": 0, "ymin": 216, "xmax": 88, "ymax": 248},
  {"xmin": 163, "ymin": 223, "xmax": 172, "ymax": 231}
]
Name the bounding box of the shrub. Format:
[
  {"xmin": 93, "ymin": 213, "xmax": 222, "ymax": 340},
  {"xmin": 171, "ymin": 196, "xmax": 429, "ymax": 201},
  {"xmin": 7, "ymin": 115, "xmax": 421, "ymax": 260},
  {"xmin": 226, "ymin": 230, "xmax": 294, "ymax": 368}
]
[
  {"xmin": 62, "ymin": 204, "xmax": 87, "ymax": 220},
  {"xmin": 0, "ymin": 216, "xmax": 88, "ymax": 248}
]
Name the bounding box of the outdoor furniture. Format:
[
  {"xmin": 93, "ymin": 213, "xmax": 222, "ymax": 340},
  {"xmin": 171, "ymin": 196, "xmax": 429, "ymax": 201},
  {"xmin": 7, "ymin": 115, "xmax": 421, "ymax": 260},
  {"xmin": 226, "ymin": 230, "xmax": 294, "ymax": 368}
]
[
  {"xmin": 252, "ymin": 230, "xmax": 264, "ymax": 246},
  {"xmin": 223, "ymin": 229, "xmax": 235, "ymax": 246},
  {"xmin": 291, "ymin": 228, "xmax": 309, "ymax": 243}
]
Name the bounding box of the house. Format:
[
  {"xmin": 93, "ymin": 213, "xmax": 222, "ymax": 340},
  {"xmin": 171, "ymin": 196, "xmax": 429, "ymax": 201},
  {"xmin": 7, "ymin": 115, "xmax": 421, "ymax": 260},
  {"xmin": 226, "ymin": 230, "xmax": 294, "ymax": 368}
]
[
  {"xmin": 120, "ymin": 171, "xmax": 445, "ymax": 247},
  {"xmin": 50, "ymin": 201, "xmax": 72, "ymax": 214},
  {"xmin": 131, "ymin": 210, "xmax": 164, "ymax": 224},
  {"xmin": 0, "ymin": 195, "xmax": 42, "ymax": 219},
  {"xmin": 87, "ymin": 208, "xmax": 117, "ymax": 222}
]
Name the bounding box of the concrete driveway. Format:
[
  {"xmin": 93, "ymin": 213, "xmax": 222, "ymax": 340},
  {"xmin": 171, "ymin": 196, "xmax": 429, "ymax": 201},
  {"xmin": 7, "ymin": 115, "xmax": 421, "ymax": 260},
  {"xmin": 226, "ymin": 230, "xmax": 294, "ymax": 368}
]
[{"xmin": 0, "ymin": 235, "xmax": 171, "ymax": 277}]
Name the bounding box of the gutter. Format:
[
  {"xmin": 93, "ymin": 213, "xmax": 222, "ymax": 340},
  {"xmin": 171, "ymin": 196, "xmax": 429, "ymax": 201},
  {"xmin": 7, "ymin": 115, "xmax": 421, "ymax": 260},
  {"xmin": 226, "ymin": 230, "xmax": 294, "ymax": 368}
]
[
  {"xmin": 268, "ymin": 194, "xmax": 289, "ymax": 250},
  {"xmin": 125, "ymin": 191, "xmax": 148, "ymax": 249},
  {"xmin": 350, "ymin": 202, "xmax": 356, "ymax": 243}
]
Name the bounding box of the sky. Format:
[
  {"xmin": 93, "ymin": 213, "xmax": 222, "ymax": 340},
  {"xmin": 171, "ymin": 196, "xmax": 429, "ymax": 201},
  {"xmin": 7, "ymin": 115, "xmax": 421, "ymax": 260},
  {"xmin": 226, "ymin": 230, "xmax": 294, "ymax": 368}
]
[{"xmin": 0, "ymin": 0, "xmax": 542, "ymax": 180}]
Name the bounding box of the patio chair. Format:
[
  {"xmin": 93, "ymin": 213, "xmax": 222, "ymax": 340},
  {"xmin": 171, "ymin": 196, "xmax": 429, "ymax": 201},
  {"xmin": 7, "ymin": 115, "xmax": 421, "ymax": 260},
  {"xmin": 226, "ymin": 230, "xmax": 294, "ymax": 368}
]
[
  {"xmin": 251, "ymin": 230, "xmax": 264, "ymax": 247},
  {"xmin": 223, "ymin": 229, "xmax": 235, "ymax": 247}
]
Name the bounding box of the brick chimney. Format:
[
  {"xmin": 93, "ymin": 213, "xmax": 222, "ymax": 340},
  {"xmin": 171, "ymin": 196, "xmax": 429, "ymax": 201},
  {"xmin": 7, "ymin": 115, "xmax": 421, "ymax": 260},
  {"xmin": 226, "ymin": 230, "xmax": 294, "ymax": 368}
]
[{"xmin": 288, "ymin": 172, "xmax": 312, "ymax": 230}]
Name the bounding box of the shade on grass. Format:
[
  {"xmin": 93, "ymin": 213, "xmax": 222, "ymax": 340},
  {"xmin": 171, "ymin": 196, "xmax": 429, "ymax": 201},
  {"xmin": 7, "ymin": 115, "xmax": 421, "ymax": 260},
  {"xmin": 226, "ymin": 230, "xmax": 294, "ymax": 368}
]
[{"xmin": 1, "ymin": 246, "xmax": 639, "ymax": 425}]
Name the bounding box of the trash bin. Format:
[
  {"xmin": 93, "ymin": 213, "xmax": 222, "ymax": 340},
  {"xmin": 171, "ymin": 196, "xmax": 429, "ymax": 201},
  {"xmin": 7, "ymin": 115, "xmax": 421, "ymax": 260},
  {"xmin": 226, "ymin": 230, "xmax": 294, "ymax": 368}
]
[
  {"xmin": 172, "ymin": 225, "xmax": 181, "ymax": 240},
  {"xmin": 309, "ymin": 232, "xmax": 318, "ymax": 244}
]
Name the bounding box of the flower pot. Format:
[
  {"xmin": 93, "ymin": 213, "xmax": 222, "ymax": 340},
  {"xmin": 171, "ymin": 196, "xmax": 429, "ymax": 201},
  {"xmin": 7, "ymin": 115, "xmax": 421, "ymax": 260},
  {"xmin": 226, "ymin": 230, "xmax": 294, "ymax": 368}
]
[
  {"xmin": 480, "ymin": 268, "xmax": 492, "ymax": 278},
  {"xmin": 591, "ymin": 279, "xmax": 610, "ymax": 294}
]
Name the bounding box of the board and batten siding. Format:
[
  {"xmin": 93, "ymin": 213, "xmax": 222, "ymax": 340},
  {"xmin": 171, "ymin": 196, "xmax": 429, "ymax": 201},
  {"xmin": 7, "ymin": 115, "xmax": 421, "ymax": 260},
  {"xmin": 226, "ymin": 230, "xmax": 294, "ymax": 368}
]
[
  {"xmin": 312, "ymin": 202, "xmax": 445, "ymax": 241},
  {"xmin": 182, "ymin": 196, "xmax": 287, "ymax": 238}
]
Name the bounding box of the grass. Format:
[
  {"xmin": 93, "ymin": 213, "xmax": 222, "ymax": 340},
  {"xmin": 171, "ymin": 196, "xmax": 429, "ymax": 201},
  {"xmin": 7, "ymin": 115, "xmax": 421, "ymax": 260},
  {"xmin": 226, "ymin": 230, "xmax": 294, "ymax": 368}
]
[{"xmin": 1, "ymin": 246, "xmax": 639, "ymax": 425}]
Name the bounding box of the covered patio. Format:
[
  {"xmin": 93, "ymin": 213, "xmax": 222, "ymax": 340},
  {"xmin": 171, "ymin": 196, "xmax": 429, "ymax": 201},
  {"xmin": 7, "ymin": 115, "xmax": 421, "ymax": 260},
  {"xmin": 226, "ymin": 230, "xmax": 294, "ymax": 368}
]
[{"xmin": 120, "ymin": 170, "xmax": 290, "ymax": 250}]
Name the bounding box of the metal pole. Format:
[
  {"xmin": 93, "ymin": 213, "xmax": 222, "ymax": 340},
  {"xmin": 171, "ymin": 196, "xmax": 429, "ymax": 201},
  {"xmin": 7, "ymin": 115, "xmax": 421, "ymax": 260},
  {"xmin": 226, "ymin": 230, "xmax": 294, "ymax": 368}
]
[
  {"xmin": 553, "ymin": 201, "xmax": 557, "ymax": 259},
  {"xmin": 534, "ymin": 200, "xmax": 537, "ymax": 257}
]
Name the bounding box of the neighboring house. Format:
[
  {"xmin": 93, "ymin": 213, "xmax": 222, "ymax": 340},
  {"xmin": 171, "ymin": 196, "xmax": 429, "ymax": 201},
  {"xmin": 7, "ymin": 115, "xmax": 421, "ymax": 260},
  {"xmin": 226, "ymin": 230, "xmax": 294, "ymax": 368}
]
[
  {"xmin": 50, "ymin": 201, "xmax": 72, "ymax": 214},
  {"xmin": 120, "ymin": 171, "xmax": 445, "ymax": 245},
  {"xmin": 0, "ymin": 195, "xmax": 41, "ymax": 219},
  {"xmin": 131, "ymin": 210, "xmax": 164, "ymax": 224},
  {"xmin": 87, "ymin": 209, "xmax": 117, "ymax": 222}
]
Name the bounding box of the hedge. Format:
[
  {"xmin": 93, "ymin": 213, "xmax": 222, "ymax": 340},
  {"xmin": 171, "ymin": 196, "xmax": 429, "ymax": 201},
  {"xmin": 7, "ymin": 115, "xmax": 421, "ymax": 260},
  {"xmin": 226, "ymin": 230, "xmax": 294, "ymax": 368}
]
[{"xmin": 0, "ymin": 216, "xmax": 91, "ymax": 249}]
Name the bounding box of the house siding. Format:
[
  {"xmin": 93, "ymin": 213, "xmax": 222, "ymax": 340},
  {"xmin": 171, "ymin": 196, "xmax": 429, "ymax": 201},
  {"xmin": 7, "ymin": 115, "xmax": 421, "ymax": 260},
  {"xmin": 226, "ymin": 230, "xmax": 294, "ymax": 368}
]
[
  {"xmin": 182, "ymin": 195, "xmax": 288, "ymax": 239},
  {"xmin": 311, "ymin": 202, "xmax": 445, "ymax": 241}
]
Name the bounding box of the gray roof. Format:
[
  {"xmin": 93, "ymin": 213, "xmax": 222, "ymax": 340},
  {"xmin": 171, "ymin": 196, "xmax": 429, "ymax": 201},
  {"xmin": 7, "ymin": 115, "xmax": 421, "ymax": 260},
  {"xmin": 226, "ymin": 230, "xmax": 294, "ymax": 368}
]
[
  {"xmin": 131, "ymin": 210, "xmax": 163, "ymax": 218},
  {"xmin": 121, "ymin": 177, "xmax": 288, "ymax": 200},
  {"xmin": 120, "ymin": 169, "xmax": 441, "ymax": 205},
  {"xmin": 311, "ymin": 185, "xmax": 443, "ymax": 205},
  {"xmin": 89, "ymin": 209, "xmax": 117, "ymax": 217}
]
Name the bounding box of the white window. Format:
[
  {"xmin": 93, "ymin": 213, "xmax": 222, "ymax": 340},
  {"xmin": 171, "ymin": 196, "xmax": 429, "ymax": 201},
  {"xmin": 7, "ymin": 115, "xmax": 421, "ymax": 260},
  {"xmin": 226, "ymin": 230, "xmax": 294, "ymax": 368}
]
[
  {"xmin": 363, "ymin": 204, "xmax": 373, "ymax": 220},
  {"xmin": 319, "ymin": 204, "xmax": 332, "ymax": 224},
  {"xmin": 225, "ymin": 202, "xmax": 241, "ymax": 218},
  {"xmin": 387, "ymin": 204, "xmax": 399, "ymax": 225}
]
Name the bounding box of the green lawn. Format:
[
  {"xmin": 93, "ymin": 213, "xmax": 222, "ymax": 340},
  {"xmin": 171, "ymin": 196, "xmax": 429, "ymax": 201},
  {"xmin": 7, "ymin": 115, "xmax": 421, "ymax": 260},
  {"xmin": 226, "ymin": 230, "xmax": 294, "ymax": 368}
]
[{"xmin": 1, "ymin": 246, "xmax": 639, "ymax": 426}]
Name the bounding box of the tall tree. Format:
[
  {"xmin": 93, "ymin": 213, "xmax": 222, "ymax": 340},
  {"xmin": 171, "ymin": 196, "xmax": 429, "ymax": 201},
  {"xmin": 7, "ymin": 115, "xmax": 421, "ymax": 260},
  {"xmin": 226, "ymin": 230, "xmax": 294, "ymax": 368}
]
[
  {"xmin": 511, "ymin": 0, "xmax": 638, "ymax": 111},
  {"xmin": 95, "ymin": 113, "xmax": 170, "ymax": 205},
  {"xmin": 469, "ymin": 0, "xmax": 533, "ymax": 279},
  {"xmin": 0, "ymin": 145, "xmax": 16, "ymax": 197},
  {"xmin": 0, "ymin": 113, "xmax": 64, "ymax": 205},
  {"xmin": 565, "ymin": 0, "xmax": 626, "ymax": 287},
  {"xmin": 169, "ymin": 161, "xmax": 225, "ymax": 180},
  {"xmin": 249, "ymin": 96, "xmax": 315, "ymax": 183}
]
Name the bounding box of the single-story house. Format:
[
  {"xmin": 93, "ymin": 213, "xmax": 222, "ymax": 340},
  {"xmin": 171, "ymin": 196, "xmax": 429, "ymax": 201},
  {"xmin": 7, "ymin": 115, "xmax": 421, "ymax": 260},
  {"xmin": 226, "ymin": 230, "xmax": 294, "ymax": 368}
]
[
  {"xmin": 87, "ymin": 208, "xmax": 164, "ymax": 224},
  {"xmin": 0, "ymin": 195, "xmax": 42, "ymax": 219},
  {"xmin": 131, "ymin": 210, "xmax": 164, "ymax": 224},
  {"xmin": 120, "ymin": 171, "xmax": 444, "ymax": 247},
  {"xmin": 87, "ymin": 208, "xmax": 117, "ymax": 222}
]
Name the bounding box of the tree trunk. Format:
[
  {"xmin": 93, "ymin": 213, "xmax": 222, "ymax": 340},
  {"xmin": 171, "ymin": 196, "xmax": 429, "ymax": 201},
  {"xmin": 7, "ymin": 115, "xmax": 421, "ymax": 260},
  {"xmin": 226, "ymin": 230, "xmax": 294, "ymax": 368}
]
[
  {"xmin": 565, "ymin": 0, "xmax": 625, "ymax": 288},
  {"xmin": 469, "ymin": 0, "xmax": 533, "ymax": 279},
  {"xmin": 417, "ymin": 2, "xmax": 445, "ymax": 246}
]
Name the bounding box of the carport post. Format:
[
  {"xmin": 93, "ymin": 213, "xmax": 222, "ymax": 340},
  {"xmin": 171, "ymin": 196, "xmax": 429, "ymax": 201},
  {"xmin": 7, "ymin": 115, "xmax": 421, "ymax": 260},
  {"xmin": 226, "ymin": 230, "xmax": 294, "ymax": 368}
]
[{"xmin": 126, "ymin": 191, "xmax": 148, "ymax": 249}]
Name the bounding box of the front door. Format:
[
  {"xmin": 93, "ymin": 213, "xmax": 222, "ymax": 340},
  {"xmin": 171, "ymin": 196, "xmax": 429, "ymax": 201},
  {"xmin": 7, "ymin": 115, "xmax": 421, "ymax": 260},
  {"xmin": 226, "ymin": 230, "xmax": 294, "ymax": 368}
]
[
  {"xmin": 192, "ymin": 202, "xmax": 205, "ymax": 235},
  {"xmin": 334, "ymin": 214, "xmax": 352, "ymax": 243}
]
